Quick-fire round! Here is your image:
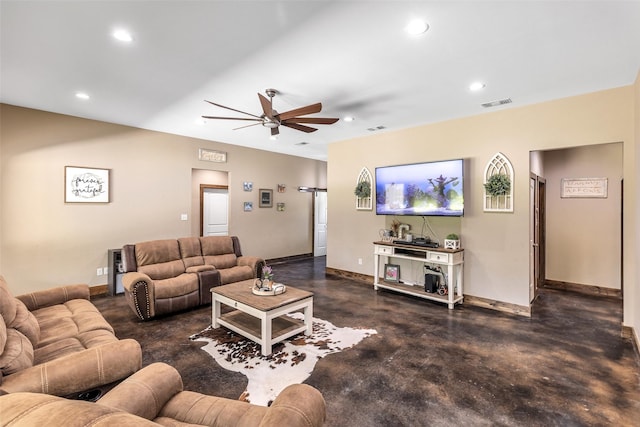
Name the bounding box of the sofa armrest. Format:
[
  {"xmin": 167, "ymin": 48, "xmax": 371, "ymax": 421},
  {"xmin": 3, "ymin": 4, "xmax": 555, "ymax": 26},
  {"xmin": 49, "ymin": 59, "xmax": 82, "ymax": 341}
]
[
  {"xmin": 260, "ymin": 383, "xmax": 326, "ymax": 427},
  {"xmin": 237, "ymin": 256, "xmax": 266, "ymax": 278},
  {"xmin": 98, "ymin": 362, "xmax": 183, "ymax": 421},
  {"xmin": 16, "ymin": 284, "xmax": 90, "ymax": 311},
  {"xmin": 0, "ymin": 339, "xmax": 142, "ymax": 396},
  {"xmin": 123, "ymin": 272, "xmax": 155, "ymax": 320},
  {"xmin": 0, "ymin": 392, "xmax": 160, "ymax": 427}
]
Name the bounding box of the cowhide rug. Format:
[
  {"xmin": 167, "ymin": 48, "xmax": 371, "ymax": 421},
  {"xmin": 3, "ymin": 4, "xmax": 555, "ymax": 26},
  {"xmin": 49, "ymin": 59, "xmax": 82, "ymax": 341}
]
[{"xmin": 190, "ymin": 312, "xmax": 377, "ymax": 406}]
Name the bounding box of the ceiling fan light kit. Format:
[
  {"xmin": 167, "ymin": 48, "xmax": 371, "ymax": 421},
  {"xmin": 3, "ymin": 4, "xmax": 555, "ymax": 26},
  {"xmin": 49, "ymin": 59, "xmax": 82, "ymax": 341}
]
[{"xmin": 202, "ymin": 89, "xmax": 339, "ymax": 137}]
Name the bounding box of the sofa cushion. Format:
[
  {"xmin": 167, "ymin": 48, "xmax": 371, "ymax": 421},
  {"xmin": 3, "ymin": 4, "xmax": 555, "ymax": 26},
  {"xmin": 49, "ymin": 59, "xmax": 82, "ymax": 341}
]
[
  {"xmin": 9, "ymin": 299, "xmax": 40, "ymax": 347},
  {"xmin": 32, "ymin": 299, "xmax": 114, "ymax": 349},
  {"xmin": 153, "ymin": 274, "xmax": 199, "ymax": 300},
  {"xmin": 219, "ymin": 266, "xmax": 255, "ymax": 285},
  {"xmin": 0, "ymin": 314, "xmax": 6, "ymax": 355},
  {"xmin": 0, "ymin": 276, "xmax": 18, "ymax": 325},
  {"xmin": 178, "ymin": 237, "xmax": 205, "ymax": 268},
  {"xmin": 203, "ymin": 253, "xmax": 238, "ymax": 269},
  {"xmin": 200, "ymin": 236, "xmax": 234, "ymax": 256},
  {"xmin": 136, "ymin": 239, "xmax": 186, "ymax": 280},
  {"xmin": 0, "ymin": 328, "xmax": 34, "ymax": 375}
]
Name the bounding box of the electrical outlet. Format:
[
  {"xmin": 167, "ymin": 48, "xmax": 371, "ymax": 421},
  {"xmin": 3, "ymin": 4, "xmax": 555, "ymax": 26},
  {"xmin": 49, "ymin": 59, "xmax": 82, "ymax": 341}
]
[
  {"xmin": 96, "ymin": 268, "xmax": 103, "ymax": 276},
  {"xmin": 180, "ymin": 213, "xmax": 188, "ymax": 221},
  {"xmin": 358, "ymin": 258, "xmax": 363, "ymax": 265},
  {"xmin": 103, "ymin": 266, "xmax": 108, "ymax": 275}
]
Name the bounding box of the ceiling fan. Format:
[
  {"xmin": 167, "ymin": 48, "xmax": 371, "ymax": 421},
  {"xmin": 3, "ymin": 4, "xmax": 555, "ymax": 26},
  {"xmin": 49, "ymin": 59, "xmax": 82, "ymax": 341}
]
[{"xmin": 202, "ymin": 89, "xmax": 339, "ymax": 137}]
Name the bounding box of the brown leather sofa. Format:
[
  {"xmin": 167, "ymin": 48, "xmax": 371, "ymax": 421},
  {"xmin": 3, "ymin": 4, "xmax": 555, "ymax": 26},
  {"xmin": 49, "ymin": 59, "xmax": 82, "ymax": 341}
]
[
  {"xmin": 0, "ymin": 276, "xmax": 142, "ymax": 396},
  {"xmin": 122, "ymin": 236, "xmax": 265, "ymax": 320},
  {"xmin": 0, "ymin": 362, "xmax": 326, "ymax": 426}
]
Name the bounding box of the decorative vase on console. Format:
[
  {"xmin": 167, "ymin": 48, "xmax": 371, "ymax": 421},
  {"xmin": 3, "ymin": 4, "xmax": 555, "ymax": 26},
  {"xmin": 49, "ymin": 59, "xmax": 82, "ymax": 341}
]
[{"xmin": 444, "ymin": 233, "xmax": 460, "ymax": 250}]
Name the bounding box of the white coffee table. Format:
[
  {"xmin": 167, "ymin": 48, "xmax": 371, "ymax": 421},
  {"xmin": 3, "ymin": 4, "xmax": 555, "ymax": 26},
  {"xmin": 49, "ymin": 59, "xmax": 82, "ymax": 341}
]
[{"xmin": 211, "ymin": 279, "xmax": 314, "ymax": 356}]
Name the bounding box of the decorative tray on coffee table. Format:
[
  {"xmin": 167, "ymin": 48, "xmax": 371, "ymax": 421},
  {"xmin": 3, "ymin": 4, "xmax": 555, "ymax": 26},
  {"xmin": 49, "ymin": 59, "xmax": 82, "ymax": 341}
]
[{"xmin": 252, "ymin": 283, "xmax": 286, "ymax": 296}]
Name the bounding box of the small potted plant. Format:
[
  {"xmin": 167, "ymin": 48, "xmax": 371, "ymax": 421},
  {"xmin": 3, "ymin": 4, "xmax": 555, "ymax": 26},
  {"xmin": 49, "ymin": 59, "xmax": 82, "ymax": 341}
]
[
  {"xmin": 444, "ymin": 233, "xmax": 460, "ymax": 250},
  {"xmin": 484, "ymin": 174, "xmax": 511, "ymax": 197}
]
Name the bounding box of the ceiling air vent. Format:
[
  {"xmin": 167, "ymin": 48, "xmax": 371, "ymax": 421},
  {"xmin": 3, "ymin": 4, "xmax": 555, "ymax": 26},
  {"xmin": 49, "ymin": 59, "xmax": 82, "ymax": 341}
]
[
  {"xmin": 367, "ymin": 125, "xmax": 387, "ymax": 132},
  {"xmin": 295, "ymin": 142, "xmax": 309, "ymax": 146},
  {"xmin": 481, "ymin": 98, "xmax": 512, "ymax": 108}
]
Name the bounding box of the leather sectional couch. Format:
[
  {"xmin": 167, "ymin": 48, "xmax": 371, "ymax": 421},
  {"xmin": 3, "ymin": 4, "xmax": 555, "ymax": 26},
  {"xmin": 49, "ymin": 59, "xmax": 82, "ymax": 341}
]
[
  {"xmin": 0, "ymin": 362, "xmax": 326, "ymax": 426},
  {"xmin": 122, "ymin": 236, "xmax": 265, "ymax": 320},
  {"xmin": 0, "ymin": 275, "xmax": 142, "ymax": 396}
]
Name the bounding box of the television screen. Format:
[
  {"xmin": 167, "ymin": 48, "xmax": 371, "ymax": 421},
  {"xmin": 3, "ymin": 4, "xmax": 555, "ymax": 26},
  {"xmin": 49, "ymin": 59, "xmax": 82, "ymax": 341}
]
[{"xmin": 375, "ymin": 159, "xmax": 464, "ymax": 216}]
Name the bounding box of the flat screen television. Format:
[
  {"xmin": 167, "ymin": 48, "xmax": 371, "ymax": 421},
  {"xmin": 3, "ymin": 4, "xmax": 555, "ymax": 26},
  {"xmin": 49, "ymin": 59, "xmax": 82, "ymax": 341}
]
[{"xmin": 375, "ymin": 159, "xmax": 464, "ymax": 216}]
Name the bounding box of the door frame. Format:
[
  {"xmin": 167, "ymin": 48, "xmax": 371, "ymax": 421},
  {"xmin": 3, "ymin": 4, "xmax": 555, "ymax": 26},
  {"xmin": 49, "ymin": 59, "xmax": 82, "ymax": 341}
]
[
  {"xmin": 529, "ymin": 173, "xmax": 546, "ymax": 302},
  {"xmin": 200, "ymin": 184, "xmax": 229, "ymax": 236}
]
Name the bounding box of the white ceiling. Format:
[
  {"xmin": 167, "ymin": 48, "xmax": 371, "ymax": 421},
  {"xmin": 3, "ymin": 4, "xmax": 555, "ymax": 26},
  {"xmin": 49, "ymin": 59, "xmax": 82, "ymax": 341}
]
[{"xmin": 2, "ymin": 1, "xmax": 640, "ymax": 161}]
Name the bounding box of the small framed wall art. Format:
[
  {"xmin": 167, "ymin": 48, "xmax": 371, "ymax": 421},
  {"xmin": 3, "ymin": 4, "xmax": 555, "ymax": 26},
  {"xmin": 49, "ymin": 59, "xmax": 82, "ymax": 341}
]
[
  {"xmin": 259, "ymin": 189, "xmax": 273, "ymax": 208},
  {"xmin": 244, "ymin": 202, "xmax": 253, "ymax": 212},
  {"xmin": 243, "ymin": 182, "xmax": 253, "ymax": 191},
  {"xmin": 64, "ymin": 166, "xmax": 110, "ymax": 203},
  {"xmin": 384, "ymin": 264, "xmax": 400, "ymax": 283}
]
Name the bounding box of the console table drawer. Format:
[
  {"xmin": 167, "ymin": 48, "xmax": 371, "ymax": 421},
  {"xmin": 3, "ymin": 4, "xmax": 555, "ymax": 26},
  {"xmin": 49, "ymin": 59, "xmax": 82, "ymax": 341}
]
[
  {"xmin": 427, "ymin": 252, "xmax": 450, "ymax": 263},
  {"xmin": 375, "ymin": 245, "xmax": 394, "ymax": 255}
]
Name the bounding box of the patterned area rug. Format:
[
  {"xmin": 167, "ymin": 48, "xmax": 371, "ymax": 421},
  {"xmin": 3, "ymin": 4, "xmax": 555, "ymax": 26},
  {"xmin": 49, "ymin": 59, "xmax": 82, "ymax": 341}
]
[{"xmin": 190, "ymin": 312, "xmax": 377, "ymax": 406}]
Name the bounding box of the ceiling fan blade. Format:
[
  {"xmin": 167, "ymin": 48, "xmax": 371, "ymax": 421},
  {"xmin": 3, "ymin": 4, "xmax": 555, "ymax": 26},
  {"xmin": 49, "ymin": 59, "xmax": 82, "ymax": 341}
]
[
  {"xmin": 258, "ymin": 93, "xmax": 274, "ymax": 120},
  {"xmin": 233, "ymin": 122, "xmax": 262, "ymax": 131},
  {"xmin": 204, "ymin": 100, "xmax": 262, "ymax": 119},
  {"xmin": 283, "ymin": 117, "xmax": 339, "ymax": 125},
  {"xmin": 202, "ymin": 116, "xmax": 262, "ymax": 122},
  {"xmin": 278, "ymin": 102, "xmax": 322, "ymax": 121},
  {"xmin": 282, "ymin": 122, "xmax": 318, "ymax": 133},
  {"xmin": 271, "ymin": 127, "xmax": 279, "ymax": 136}
]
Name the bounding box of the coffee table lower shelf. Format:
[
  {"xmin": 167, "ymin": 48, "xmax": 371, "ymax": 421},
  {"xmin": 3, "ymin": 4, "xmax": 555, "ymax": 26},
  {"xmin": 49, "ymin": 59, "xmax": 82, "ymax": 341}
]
[{"xmin": 218, "ymin": 310, "xmax": 306, "ymax": 345}]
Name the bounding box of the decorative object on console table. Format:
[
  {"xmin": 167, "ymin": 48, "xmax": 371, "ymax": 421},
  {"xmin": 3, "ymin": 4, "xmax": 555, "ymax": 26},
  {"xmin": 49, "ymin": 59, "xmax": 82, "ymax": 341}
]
[
  {"xmin": 483, "ymin": 152, "xmax": 514, "ymax": 212},
  {"xmin": 444, "ymin": 233, "xmax": 460, "ymax": 250},
  {"xmin": 354, "ymin": 167, "xmax": 373, "ymax": 210},
  {"xmin": 384, "ymin": 264, "xmax": 400, "ymax": 283}
]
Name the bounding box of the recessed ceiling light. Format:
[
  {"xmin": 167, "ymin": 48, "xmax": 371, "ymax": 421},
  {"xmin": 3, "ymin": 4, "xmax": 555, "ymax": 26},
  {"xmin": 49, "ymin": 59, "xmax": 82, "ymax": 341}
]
[
  {"xmin": 469, "ymin": 82, "xmax": 486, "ymax": 91},
  {"xmin": 405, "ymin": 19, "xmax": 429, "ymax": 35},
  {"xmin": 112, "ymin": 29, "xmax": 133, "ymax": 42},
  {"xmin": 75, "ymin": 92, "xmax": 90, "ymax": 100},
  {"xmin": 344, "ymin": 116, "xmax": 355, "ymax": 122}
]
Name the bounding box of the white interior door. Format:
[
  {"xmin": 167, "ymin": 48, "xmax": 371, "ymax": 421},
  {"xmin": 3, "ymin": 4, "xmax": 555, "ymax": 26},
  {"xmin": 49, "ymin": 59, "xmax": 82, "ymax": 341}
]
[
  {"xmin": 203, "ymin": 188, "xmax": 229, "ymax": 236},
  {"xmin": 314, "ymin": 191, "xmax": 327, "ymax": 256}
]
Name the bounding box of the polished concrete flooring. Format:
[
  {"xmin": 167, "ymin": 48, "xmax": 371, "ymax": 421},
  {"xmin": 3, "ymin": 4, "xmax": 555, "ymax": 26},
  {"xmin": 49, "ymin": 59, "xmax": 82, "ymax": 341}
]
[{"xmin": 93, "ymin": 257, "xmax": 640, "ymax": 426}]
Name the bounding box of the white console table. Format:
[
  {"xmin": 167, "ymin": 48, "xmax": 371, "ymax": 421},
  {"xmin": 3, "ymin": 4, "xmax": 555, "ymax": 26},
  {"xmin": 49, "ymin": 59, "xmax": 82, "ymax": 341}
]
[{"xmin": 373, "ymin": 241, "xmax": 464, "ymax": 309}]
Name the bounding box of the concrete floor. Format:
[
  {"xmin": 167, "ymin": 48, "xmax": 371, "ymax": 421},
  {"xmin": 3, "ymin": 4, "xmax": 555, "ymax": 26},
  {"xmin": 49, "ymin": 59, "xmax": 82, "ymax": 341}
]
[{"xmin": 93, "ymin": 256, "xmax": 640, "ymax": 426}]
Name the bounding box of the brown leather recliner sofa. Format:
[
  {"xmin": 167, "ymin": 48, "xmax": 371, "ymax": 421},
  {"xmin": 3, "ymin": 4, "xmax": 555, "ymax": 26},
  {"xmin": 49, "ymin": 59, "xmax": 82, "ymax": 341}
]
[
  {"xmin": 0, "ymin": 362, "xmax": 326, "ymax": 426},
  {"xmin": 122, "ymin": 236, "xmax": 265, "ymax": 320},
  {"xmin": 0, "ymin": 275, "xmax": 142, "ymax": 396}
]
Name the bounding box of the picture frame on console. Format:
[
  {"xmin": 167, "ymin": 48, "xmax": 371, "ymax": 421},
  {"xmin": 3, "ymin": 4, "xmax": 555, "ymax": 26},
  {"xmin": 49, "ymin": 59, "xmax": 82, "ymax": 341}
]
[{"xmin": 384, "ymin": 264, "xmax": 400, "ymax": 283}]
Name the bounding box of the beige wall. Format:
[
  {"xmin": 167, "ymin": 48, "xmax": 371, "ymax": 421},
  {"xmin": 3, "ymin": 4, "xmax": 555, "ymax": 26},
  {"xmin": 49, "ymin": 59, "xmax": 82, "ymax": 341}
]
[
  {"xmin": 328, "ymin": 85, "xmax": 636, "ymax": 315},
  {"xmin": 0, "ymin": 104, "xmax": 326, "ymax": 293},
  {"xmin": 632, "ymin": 70, "xmax": 640, "ymax": 345},
  {"xmin": 543, "ymin": 143, "xmax": 622, "ymax": 289}
]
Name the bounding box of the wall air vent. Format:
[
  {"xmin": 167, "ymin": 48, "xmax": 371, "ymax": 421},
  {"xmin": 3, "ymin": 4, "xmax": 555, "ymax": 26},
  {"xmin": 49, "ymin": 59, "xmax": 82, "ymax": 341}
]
[{"xmin": 481, "ymin": 98, "xmax": 512, "ymax": 108}]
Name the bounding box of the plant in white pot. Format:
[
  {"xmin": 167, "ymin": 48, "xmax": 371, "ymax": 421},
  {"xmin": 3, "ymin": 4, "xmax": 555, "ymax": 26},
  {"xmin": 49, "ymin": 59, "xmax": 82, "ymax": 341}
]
[{"xmin": 444, "ymin": 233, "xmax": 460, "ymax": 250}]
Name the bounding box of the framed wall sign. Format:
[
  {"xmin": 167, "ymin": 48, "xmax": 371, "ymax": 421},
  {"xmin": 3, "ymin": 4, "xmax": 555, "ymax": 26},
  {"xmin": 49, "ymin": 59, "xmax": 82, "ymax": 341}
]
[
  {"xmin": 64, "ymin": 166, "xmax": 110, "ymax": 203},
  {"xmin": 561, "ymin": 178, "xmax": 608, "ymax": 198},
  {"xmin": 259, "ymin": 189, "xmax": 273, "ymax": 208},
  {"xmin": 199, "ymin": 148, "xmax": 227, "ymax": 163}
]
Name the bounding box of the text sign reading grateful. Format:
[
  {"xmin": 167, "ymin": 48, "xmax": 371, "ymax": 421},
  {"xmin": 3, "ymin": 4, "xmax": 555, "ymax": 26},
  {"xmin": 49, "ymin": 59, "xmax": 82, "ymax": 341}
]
[
  {"xmin": 64, "ymin": 166, "xmax": 110, "ymax": 203},
  {"xmin": 561, "ymin": 178, "xmax": 608, "ymax": 199}
]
